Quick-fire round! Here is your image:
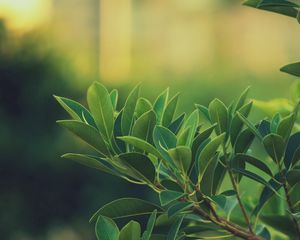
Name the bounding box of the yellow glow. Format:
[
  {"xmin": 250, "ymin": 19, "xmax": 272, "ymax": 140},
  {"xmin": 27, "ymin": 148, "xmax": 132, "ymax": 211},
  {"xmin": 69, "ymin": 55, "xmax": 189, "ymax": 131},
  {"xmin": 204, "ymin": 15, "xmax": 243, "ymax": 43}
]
[{"xmin": 0, "ymin": 0, "xmax": 51, "ymax": 31}]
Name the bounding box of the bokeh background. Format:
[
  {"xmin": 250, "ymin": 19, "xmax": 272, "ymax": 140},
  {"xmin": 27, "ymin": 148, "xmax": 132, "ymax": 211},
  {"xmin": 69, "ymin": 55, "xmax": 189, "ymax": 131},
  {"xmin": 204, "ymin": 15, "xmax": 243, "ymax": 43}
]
[{"xmin": 0, "ymin": 0, "xmax": 300, "ymax": 239}]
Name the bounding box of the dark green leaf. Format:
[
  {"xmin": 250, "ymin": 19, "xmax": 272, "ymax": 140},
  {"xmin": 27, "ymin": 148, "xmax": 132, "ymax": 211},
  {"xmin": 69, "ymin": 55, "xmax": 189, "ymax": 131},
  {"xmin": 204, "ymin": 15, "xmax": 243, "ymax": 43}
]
[
  {"xmin": 122, "ymin": 84, "xmax": 141, "ymax": 135},
  {"xmin": 113, "ymin": 111, "xmax": 126, "ymax": 153},
  {"xmin": 118, "ymin": 136, "xmax": 162, "ymax": 159},
  {"xmin": 281, "ymin": 62, "xmax": 300, "ymax": 77},
  {"xmin": 87, "ymin": 82, "xmax": 114, "ymax": 141},
  {"xmin": 168, "ymin": 113, "xmax": 185, "ymax": 135},
  {"xmin": 142, "ymin": 210, "xmax": 157, "ymax": 240},
  {"xmin": 95, "ymin": 215, "xmax": 119, "ymax": 240},
  {"xmin": 212, "ymin": 157, "xmax": 227, "ymax": 195},
  {"xmin": 54, "ymin": 95, "xmax": 97, "ymax": 128},
  {"xmin": 90, "ymin": 198, "xmax": 163, "ymax": 222},
  {"xmin": 258, "ymin": 0, "xmax": 299, "ymax": 8},
  {"xmin": 57, "ymin": 120, "xmax": 109, "ymax": 156},
  {"xmin": 154, "ymin": 89, "xmax": 169, "ymax": 124},
  {"xmin": 162, "ymin": 93, "xmax": 179, "ymax": 127},
  {"xmin": 198, "ymin": 133, "xmax": 225, "ymax": 182},
  {"xmin": 234, "ymin": 154, "xmax": 273, "ymax": 177},
  {"xmin": 159, "ymin": 190, "xmax": 185, "ymax": 206},
  {"xmin": 199, "ymin": 154, "xmax": 219, "ymax": 195},
  {"xmin": 119, "ymin": 152, "xmax": 156, "ymax": 183},
  {"xmin": 119, "ymin": 220, "xmax": 141, "ymax": 240},
  {"xmin": 234, "ymin": 128, "xmax": 255, "ymax": 154},
  {"xmin": 284, "ymin": 132, "xmax": 300, "ymax": 168},
  {"xmin": 132, "ymin": 110, "xmax": 156, "ymax": 142},
  {"xmin": 167, "ymin": 215, "xmax": 184, "ymax": 240},
  {"xmin": 208, "ymin": 99, "xmax": 228, "ymax": 135},
  {"xmin": 258, "ymin": 120, "xmax": 271, "ymax": 137},
  {"xmin": 237, "ymin": 112, "xmax": 263, "ymax": 141},
  {"xmin": 211, "ymin": 191, "xmax": 238, "ymax": 218},
  {"xmin": 263, "ymin": 134, "xmax": 285, "ymax": 163},
  {"xmin": 195, "ymin": 104, "xmax": 210, "ymax": 122},
  {"xmin": 287, "ymin": 169, "xmax": 300, "ymax": 187},
  {"xmin": 168, "ymin": 202, "xmax": 193, "ymax": 218},
  {"xmin": 277, "ymin": 113, "xmax": 296, "ymax": 141}
]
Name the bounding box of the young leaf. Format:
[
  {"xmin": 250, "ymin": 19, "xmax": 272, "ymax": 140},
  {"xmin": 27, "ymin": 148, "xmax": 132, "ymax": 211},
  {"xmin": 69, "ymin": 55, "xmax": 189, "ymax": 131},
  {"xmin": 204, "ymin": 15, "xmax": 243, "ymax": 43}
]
[
  {"xmin": 234, "ymin": 86, "xmax": 250, "ymax": 111},
  {"xmin": 167, "ymin": 215, "xmax": 184, "ymax": 240},
  {"xmin": 208, "ymin": 99, "xmax": 228, "ymax": 135},
  {"xmin": 154, "ymin": 89, "xmax": 169, "ymax": 124},
  {"xmin": 153, "ymin": 125, "xmax": 177, "ymax": 163},
  {"xmin": 168, "ymin": 113, "xmax": 185, "ymax": 135},
  {"xmin": 159, "ymin": 190, "xmax": 185, "ymax": 206},
  {"xmin": 54, "ymin": 95, "xmax": 97, "ymax": 128},
  {"xmin": 195, "ymin": 104, "xmax": 211, "ymax": 122},
  {"xmin": 118, "ymin": 136, "xmax": 162, "ymax": 159},
  {"xmin": 119, "ymin": 220, "xmax": 141, "ymax": 240},
  {"xmin": 168, "ymin": 146, "xmax": 192, "ymax": 174},
  {"xmin": 90, "ymin": 198, "xmax": 163, "ymax": 222},
  {"xmin": 87, "ymin": 82, "xmax": 114, "ymax": 141},
  {"xmin": 132, "ymin": 110, "xmax": 156, "ymax": 142},
  {"xmin": 95, "ymin": 215, "xmax": 119, "ymax": 240},
  {"xmin": 177, "ymin": 127, "xmax": 191, "ymax": 146},
  {"xmin": 162, "ymin": 93, "xmax": 180, "ymax": 127},
  {"xmin": 198, "ymin": 133, "xmax": 225, "ymax": 182},
  {"xmin": 122, "ymin": 84, "xmax": 141, "ymax": 135},
  {"xmin": 262, "ymin": 134, "xmax": 285, "ymax": 163},
  {"xmin": 270, "ymin": 113, "xmax": 281, "ymax": 133},
  {"xmin": 280, "ymin": 62, "xmax": 300, "ymax": 77},
  {"xmin": 119, "ymin": 152, "xmax": 156, "ymax": 184},
  {"xmin": 135, "ymin": 97, "xmax": 153, "ymax": 119},
  {"xmin": 180, "ymin": 110, "xmax": 199, "ymax": 147},
  {"xmin": 110, "ymin": 89, "xmax": 118, "ymax": 110},
  {"xmin": 62, "ymin": 153, "xmax": 120, "ymax": 177},
  {"xmin": 284, "ymin": 132, "xmax": 300, "ymax": 168},
  {"xmin": 142, "ymin": 210, "xmax": 157, "ymax": 240},
  {"xmin": 57, "ymin": 120, "xmax": 110, "ymax": 156}
]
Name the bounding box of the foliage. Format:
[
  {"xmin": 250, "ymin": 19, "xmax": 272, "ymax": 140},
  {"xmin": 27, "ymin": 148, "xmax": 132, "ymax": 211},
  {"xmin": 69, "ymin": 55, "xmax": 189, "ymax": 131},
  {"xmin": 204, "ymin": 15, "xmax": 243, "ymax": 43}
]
[{"xmin": 56, "ymin": 82, "xmax": 300, "ymax": 239}]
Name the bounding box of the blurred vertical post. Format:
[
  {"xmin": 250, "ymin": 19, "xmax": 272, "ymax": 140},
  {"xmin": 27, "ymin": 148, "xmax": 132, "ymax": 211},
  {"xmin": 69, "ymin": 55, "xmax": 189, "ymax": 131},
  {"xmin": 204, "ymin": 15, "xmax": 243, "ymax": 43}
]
[{"xmin": 99, "ymin": 0, "xmax": 132, "ymax": 83}]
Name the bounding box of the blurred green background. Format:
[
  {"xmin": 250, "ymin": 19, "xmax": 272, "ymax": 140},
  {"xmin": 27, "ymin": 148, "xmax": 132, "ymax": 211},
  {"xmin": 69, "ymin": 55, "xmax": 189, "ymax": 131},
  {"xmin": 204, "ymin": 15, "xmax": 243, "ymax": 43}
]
[{"xmin": 0, "ymin": 0, "xmax": 299, "ymax": 239}]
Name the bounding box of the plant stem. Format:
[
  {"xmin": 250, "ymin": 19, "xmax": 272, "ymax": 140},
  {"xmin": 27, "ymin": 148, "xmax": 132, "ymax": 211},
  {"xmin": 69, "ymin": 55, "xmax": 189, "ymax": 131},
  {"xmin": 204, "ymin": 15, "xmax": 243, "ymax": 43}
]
[
  {"xmin": 192, "ymin": 205, "xmax": 262, "ymax": 240},
  {"xmin": 222, "ymin": 144, "xmax": 254, "ymax": 234}
]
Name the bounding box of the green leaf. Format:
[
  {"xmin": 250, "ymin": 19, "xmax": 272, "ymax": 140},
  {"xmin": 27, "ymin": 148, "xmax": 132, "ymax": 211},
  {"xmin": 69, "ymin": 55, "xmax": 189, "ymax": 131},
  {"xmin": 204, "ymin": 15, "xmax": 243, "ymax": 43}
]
[
  {"xmin": 199, "ymin": 154, "xmax": 219, "ymax": 195},
  {"xmin": 234, "ymin": 86, "xmax": 250, "ymax": 111},
  {"xmin": 198, "ymin": 133, "xmax": 225, "ymax": 182},
  {"xmin": 153, "ymin": 126, "xmax": 177, "ymax": 163},
  {"xmin": 119, "ymin": 152, "xmax": 156, "ymax": 183},
  {"xmin": 195, "ymin": 104, "xmax": 210, "ymax": 121},
  {"xmin": 168, "ymin": 146, "xmax": 192, "ymax": 174},
  {"xmin": 258, "ymin": 0, "xmax": 299, "ymax": 8},
  {"xmin": 142, "ymin": 210, "xmax": 157, "ymax": 240},
  {"xmin": 167, "ymin": 215, "xmax": 184, "ymax": 240},
  {"xmin": 57, "ymin": 120, "xmax": 109, "ymax": 156},
  {"xmin": 136, "ymin": 97, "xmax": 153, "ymax": 119},
  {"xmin": 280, "ymin": 62, "xmax": 300, "ymax": 77},
  {"xmin": 110, "ymin": 89, "xmax": 118, "ymax": 110},
  {"xmin": 122, "ymin": 84, "xmax": 141, "ymax": 135},
  {"xmin": 119, "ymin": 220, "xmax": 141, "ymax": 240},
  {"xmin": 232, "ymin": 168, "xmax": 277, "ymax": 194},
  {"xmin": 87, "ymin": 82, "xmax": 114, "ymax": 141},
  {"xmin": 154, "ymin": 89, "xmax": 169, "ymax": 124},
  {"xmin": 118, "ymin": 136, "xmax": 162, "ymax": 159},
  {"xmin": 287, "ymin": 169, "xmax": 300, "ymax": 187},
  {"xmin": 162, "ymin": 93, "xmax": 179, "ymax": 127},
  {"xmin": 113, "ymin": 111, "xmax": 126, "ymax": 152},
  {"xmin": 62, "ymin": 153, "xmax": 120, "ymax": 177},
  {"xmin": 177, "ymin": 127, "xmax": 191, "ymax": 146},
  {"xmin": 168, "ymin": 113, "xmax": 185, "ymax": 135},
  {"xmin": 95, "ymin": 215, "xmax": 119, "ymax": 240},
  {"xmin": 168, "ymin": 202, "xmax": 193, "ymax": 218},
  {"xmin": 230, "ymin": 101, "xmax": 253, "ymax": 146},
  {"xmin": 208, "ymin": 99, "xmax": 228, "ymax": 135},
  {"xmin": 234, "ymin": 128, "xmax": 255, "ymax": 154},
  {"xmin": 159, "ymin": 190, "xmax": 185, "ymax": 206},
  {"xmin": 211, "ymin": 191, "xmax": 238, "ymax": 219},
  {"xmin": 258, "ymin": 120, "xmax": 271, "ymax": 137},
  {"xmin": 237, "ymin": 112, "xmax": 263, "ymax": 141},
  {"xmin": 54, "ymin": 95, "xmax": 97, "ymax": 128},
  {"xmin": 252, "ymin": 173, "xmax": 282, "ymax": 216},
  {"xmin": 212, "ymin": 157, "xmax": 227, "ymax": 195},
  {"xmin": 270, "ymin": 113, "xmax": 281, "ymax": 133},
  {"xmin": 284, "ymin": 132, "xmax": 300, "ymax": 168},
  {"xmin": 277, "ymin": 113, "xmax": 296, "ymax": 141},
  {"xmin": 180, "ymin": 110, "xmax": 199, "ymax": 147},
  {"xmin": 262, "ymin": 134, "xmax": 285, "ymax": 163},
  {"xmin": 132, "ymin": 110, "xmax": 156, "ymax": 142},
  {"xmin": 234, "ymin": 154, "xmax": 273, "ymax": 177},
  {"xmin": 90, "ymin": 198, "xmax": 163, "ymax": 222}
]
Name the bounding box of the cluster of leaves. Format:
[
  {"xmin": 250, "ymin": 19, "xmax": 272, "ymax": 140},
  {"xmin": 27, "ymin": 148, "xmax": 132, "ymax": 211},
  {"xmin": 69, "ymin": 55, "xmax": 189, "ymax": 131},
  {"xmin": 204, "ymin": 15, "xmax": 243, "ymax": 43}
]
[{"xmin": 55, "ymin": 82, "xmax": 300, "ymax": 240}]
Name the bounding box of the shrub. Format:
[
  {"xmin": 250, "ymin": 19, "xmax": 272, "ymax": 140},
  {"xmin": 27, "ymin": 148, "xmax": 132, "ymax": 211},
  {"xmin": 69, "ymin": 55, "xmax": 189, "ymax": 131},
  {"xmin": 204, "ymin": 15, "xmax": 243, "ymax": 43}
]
[{"xmin": 55, "ymin": 83, "xmax": 300, "ymax": 239}]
